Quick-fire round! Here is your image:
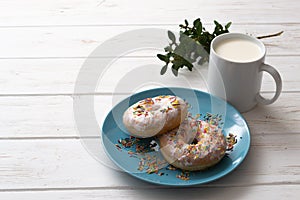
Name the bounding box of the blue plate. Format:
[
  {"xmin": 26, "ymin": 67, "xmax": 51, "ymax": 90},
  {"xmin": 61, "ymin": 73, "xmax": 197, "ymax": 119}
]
[{"xmin": 102, "ymin": 87, "xmax": 250, "ymax": 186}]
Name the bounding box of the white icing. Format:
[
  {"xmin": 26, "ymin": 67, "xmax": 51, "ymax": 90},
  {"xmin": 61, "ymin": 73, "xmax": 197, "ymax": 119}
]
[{"xmin": 123, "ymin": 95, "xmax": 186, "ymax": 137}]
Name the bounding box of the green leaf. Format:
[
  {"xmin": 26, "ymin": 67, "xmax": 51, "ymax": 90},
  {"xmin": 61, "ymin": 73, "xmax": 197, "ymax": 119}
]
[
  {"xmin": 225, "ymin": 22, "xmax": 232, "ymax": 29},
  {"xmin": 193, "ymin": 18, "xmax": 201, "ymax": 27},
  {"xmin": 159, "ymin": 18, "xmax": 232, "ymax": 76},
  {"xmin": 171, "ymin": 65, "xmax": 179, "ymax": 76},
  {"xmin": 157, "ymin": 54, "xmax": 169, "ymax": 62},
  {"xmin": 167, "ymin": 30, "xmax": 176, "ymax": 43},
  {"xmin": 214, "ymin": 20, "xmax": 220, "ymax": 26},
  {"xmin": 185, "ymin": 60, "xmax": 193, "ymax": 71},
  {"xmin": 160, "ymin": 65, "xmax": 168, "ymax": 75},
  {"xmin": 184, "ymin": 19, "xmax": 189, "ymax": 26},
  {"xmin": 193, "ymin": 18, "xmax": 202, "ymax": 35},
  {"xmin": 164, "ymin": 46, "xmax": 172, "ymax": 52},
  {"xmin": 172, "ymin": 57, "xmax": 184, "ymax": 67}
]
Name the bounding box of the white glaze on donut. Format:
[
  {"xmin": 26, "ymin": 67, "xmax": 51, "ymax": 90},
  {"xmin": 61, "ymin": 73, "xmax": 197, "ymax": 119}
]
[
  {"xmin": 123, "ymin": 95, "xmax": 188, "ymax": 138},
  {"xmin": 159, "ymin": 117, "xmax": 227, "ymax": 171}
]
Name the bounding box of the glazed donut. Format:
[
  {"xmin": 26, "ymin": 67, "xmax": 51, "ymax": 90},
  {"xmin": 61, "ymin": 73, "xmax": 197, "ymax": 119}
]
[
  {"xmin": 123, "ymin": 95, "xmax": 188, "ymax": 138},
  {"xmin": 158, "ymin": 117, "xmax": 227, "ymax": 171}
]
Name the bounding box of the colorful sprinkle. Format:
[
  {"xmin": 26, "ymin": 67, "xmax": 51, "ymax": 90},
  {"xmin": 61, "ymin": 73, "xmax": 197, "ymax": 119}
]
[
  {"xmin": 176, "ymin": 171, "xmax": 190, "ymax": 181},
  {"xmin": 166, "ymin": 165, "xmax": 177, "ymax": 171},
  {"xmin": 116, "ymin": 111, "xmax": 238, "ymax": 181},
  {"xmin": 226, "ymin": 133, "xmax": 237, "ymax": 151}
]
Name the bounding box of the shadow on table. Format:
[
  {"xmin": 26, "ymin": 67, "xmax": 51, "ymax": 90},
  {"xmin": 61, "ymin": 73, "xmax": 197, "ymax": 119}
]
[
  {"xmin": 115, "ymin": 104, "xmax": 283, "ymax": 199},
  {"xmin": 118, "ymin": 144, "xmax": 263, "ymax": 200}
]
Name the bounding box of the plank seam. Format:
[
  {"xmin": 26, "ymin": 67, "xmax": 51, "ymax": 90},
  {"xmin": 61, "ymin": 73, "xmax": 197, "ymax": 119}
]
[
  {"xmin": 0, "ymin": 90, "xmax": 298, "ymax": 97},
  {"xmin": 0, "ymin": 54, "xmax": 298, "ymax": 60},
  {"xmin": 0, "ymin": 22, "xmax": 299, "ymax": 28},
  {"xmin": 0, "ymin": 182, "xmax": 299, "ymax": 192},
  {"xmin": 0, "ymin": 133, "xmax": 300, "ymax": 140}
]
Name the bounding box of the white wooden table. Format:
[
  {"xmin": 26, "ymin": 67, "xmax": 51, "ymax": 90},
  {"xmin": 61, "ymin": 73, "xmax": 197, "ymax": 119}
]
[{"xmin": 0, "ymin": 0, "xmax": 299, "ymax": 199}]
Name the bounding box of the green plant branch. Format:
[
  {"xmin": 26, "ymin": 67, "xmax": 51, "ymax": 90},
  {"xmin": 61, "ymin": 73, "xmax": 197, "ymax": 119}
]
[
  {"xmin": 157, "ymin": 18, "xmax": 283, "ymax": 77},
  {"xmin": 157, "ymin": 18, "xmax": 231, "ymax": 76}
]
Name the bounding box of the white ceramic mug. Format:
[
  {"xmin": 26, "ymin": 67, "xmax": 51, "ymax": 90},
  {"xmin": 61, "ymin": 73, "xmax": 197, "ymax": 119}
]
[{"xmin": 208, "ymin": 33, "xmax": 282, "ymax": 112}]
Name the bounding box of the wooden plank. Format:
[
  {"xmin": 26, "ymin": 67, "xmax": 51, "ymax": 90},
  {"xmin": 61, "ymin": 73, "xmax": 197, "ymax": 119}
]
[
  {"xmin": 0, "ymin": 95, "xmax": 76, "ymax": 137},
  {"xmin": 0, "ymin": 24, "xmax": 297, "ymax": 58},
  {"xmin": 0, "ymin": 56, "xmax": 298, "ymax": 95},
  {"xmin": 0, "ymin": 135, "xmax": 299, "ymax": 190},
  {"xmin": 0, "ymin": 93, "xmax": 299, "ymax": 137},
  {"xmin": 0, "ymin": 0, "xmax": 299, "ymax": 26},
  {"xmin": 0, "ymin": 185, "xmax": 299, "ymax": 200},
  {"xmin": 1, "ymin": 0, "xmax": 298, "ymax": 197}
]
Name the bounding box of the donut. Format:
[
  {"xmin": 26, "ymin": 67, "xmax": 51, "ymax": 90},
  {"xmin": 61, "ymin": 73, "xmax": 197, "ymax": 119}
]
[
  {"xmin": 123, "ymin": 95, "xmax": 188, "ymax": 138},
  {"xmin": 158, "ymin": 117, "xmax": 227, "ymax": 171}
]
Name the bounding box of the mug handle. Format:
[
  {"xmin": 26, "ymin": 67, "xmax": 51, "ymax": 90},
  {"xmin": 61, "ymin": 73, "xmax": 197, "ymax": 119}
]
[{"xmin": 256, "ymin": 63, "xmax": 282, "ymax": 105}]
